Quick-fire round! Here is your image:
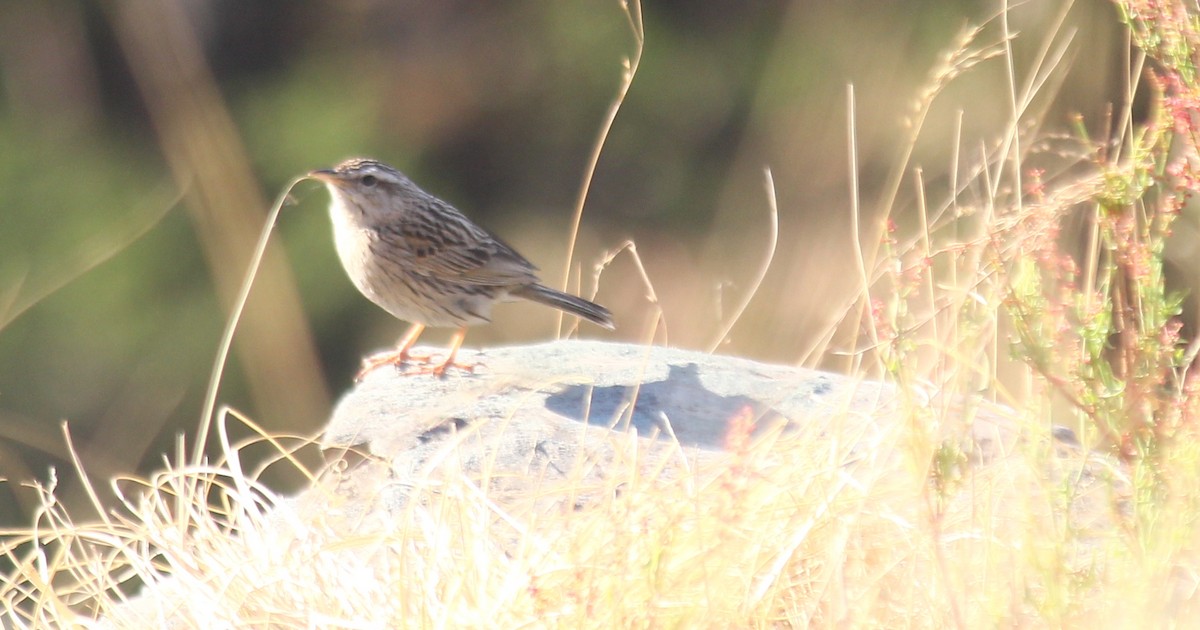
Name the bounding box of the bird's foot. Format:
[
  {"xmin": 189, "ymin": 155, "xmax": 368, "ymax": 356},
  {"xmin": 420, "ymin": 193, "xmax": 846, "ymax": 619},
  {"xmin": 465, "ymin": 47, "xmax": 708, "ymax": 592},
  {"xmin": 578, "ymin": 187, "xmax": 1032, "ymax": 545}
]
[
  {"xmin": 409, "ymin": 357, "xmax": 483, "ymax": 378},
  {"xmin": 354, "ymin": 349, "xmax": 482, "ymax": 381},
  {"xmin": 354, "ymin": 349, "xmax": 431, "ymax": 382}
]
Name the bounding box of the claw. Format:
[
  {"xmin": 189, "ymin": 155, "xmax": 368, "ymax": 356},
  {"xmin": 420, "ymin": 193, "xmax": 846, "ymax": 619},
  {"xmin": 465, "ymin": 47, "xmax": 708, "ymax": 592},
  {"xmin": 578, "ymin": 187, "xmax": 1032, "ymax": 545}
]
[
  {"xmin": 353, "ymin": 322, "xmax": 426, "ymax": 382},
  {"xmin": 353, "ymin": 325, "xmax": 484, "ymax": 381}
]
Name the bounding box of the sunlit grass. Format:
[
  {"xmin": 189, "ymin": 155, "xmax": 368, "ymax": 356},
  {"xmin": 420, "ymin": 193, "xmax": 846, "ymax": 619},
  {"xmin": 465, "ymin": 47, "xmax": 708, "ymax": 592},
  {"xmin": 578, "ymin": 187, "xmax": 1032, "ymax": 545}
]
[{"xmin": 4, "ymin": 0, "xmax": 1200, "ymax": 627}]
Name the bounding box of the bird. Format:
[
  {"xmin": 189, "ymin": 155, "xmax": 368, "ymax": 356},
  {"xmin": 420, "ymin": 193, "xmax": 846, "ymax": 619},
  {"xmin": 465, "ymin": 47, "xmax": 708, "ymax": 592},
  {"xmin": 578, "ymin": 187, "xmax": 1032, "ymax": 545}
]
[{"xmin": 308, "ymin": 157, "xmax": 615, "ymax": 379}]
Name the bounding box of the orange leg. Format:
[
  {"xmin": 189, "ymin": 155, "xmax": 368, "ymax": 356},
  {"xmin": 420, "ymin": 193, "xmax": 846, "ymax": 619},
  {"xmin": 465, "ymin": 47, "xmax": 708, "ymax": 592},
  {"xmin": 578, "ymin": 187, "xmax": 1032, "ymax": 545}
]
[
  {"xmin": 409, "ymin": 326, "xmax": 481, "ymax": 377},
  {"xmin": 431, "ymin": 327, "xmax": 468, "ymax": 376},
  {"xmin": 356, "ymin": 324, "xmax": 482, "ymax": 381},
  {"xmin": 355, "ymin": 322, "xmax": 426, "ymax": 381}
]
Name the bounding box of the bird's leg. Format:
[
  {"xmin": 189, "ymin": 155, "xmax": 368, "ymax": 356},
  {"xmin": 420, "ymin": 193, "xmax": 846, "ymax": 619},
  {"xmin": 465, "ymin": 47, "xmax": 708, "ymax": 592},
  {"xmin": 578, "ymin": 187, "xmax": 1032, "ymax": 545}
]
[
  {"xmin": 355, "ymin": 322, "xmax": 427, "ymax": 381},
  {"xmin": 409, "ymin": 327, "xmax": 483, "ymax": 377},
  {"xmin": 431, "ymin": 326, "xmax": 471, "ymax": 377}
]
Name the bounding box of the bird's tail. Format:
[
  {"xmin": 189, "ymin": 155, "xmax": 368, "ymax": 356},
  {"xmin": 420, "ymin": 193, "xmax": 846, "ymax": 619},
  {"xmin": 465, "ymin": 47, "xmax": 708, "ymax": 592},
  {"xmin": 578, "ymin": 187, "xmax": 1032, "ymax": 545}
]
[{"xmin": 512, "ymin": 284, "xmax": 616, "ymax": 330}]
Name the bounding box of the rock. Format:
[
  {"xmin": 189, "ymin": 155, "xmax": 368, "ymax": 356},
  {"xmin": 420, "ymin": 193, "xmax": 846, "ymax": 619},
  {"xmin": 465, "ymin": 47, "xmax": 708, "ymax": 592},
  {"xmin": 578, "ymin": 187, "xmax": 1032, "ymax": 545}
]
[{"xmin": 315, "ymin": 340, "xmax": 1034, "ymax": 524}]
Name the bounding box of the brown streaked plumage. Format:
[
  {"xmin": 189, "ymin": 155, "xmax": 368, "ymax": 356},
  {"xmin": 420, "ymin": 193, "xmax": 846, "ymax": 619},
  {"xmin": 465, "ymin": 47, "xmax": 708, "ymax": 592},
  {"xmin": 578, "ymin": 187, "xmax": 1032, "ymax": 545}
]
[{"xmin": 309, "ymin": 158, "xmax": 615, "ymax": 379}]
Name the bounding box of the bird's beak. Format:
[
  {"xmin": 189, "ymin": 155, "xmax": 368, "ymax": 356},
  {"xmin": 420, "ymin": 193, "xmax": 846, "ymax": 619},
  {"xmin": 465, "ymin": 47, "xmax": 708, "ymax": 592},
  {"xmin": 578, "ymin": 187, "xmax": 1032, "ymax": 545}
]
[{"xmin": 307, "ymin": 168, "xmax": 338, "ymax": 184}]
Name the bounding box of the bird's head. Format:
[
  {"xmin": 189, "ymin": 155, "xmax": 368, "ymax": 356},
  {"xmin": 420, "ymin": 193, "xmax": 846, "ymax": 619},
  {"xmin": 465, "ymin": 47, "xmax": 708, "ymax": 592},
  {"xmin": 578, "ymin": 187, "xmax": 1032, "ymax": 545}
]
[{"xmin": 308, "ymin": 158, "xmax": 418, "ymax": 222}]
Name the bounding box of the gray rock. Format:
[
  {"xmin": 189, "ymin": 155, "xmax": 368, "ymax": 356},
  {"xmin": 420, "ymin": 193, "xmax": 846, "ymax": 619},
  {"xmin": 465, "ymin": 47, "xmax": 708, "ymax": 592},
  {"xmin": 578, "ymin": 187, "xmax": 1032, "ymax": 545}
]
[{"xmin": 316, "ymin": 340, "xmax": 1032, "ymax": 522}]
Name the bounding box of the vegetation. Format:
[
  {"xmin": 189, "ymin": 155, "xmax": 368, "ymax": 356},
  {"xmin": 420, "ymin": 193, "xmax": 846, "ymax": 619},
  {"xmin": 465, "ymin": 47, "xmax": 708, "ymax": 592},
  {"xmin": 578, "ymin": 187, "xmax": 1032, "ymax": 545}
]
[{"xmin": 3, "ymin": 0, "xmax": 1200, "ymax": 626}]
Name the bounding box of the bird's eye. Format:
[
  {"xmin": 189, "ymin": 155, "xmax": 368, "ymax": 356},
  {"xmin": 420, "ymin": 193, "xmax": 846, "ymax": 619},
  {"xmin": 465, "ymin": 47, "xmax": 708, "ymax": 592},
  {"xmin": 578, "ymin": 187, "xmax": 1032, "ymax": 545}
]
[{"xmin": 361, "ymin": 174, "xmax": 378, "ymax": 187}]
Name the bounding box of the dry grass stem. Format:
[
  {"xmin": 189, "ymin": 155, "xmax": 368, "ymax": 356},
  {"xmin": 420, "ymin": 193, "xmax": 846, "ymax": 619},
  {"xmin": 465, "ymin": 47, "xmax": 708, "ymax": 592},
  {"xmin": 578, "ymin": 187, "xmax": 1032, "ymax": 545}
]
[
  {"xmin": 556, "ymin": 0, "xmax": 645, "ymax": 338},
  {"xmin": 5, "ymin": 1, "xmax": 1200, "ymax": 627}
]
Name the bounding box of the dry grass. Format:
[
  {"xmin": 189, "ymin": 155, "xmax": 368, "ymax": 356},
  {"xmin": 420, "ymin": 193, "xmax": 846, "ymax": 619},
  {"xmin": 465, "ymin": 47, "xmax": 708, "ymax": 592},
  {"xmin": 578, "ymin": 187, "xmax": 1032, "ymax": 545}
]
[
  {"xmin": 4, "ymin": 0, "xmax": 1200, "ymax": 627},
  {"xmin": 0, "ymin": 391, "xmax": 1181, "ymax": 628}
]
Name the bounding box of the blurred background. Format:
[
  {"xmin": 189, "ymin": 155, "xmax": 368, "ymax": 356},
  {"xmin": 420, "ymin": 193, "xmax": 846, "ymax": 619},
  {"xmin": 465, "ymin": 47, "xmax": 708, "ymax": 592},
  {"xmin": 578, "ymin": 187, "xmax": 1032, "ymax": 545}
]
[{"xmin": 0, "ymin": 0, "xmax": 1153, "ymax": 523}]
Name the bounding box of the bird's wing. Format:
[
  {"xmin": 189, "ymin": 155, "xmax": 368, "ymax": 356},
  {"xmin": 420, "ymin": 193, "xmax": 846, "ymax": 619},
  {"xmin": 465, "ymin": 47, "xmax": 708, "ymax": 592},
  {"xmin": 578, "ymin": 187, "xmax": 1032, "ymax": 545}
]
[{"xmin": 376, "ymin": 200, "xmax": 540, "ymax": 286}]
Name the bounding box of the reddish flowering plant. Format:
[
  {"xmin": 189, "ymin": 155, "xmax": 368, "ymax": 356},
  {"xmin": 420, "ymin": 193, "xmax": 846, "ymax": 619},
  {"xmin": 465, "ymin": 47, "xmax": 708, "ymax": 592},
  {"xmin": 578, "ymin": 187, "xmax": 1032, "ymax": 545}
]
[{"xmin": 983, "ymin": 0, "xmax": 1199, "ymax": 462}]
